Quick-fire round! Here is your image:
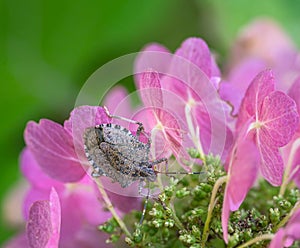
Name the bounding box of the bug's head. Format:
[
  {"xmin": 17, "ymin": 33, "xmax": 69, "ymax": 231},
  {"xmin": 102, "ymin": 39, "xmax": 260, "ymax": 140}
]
[{"xmin": 140, "ymin": 167, "xmax": 157, "ymax": 182}]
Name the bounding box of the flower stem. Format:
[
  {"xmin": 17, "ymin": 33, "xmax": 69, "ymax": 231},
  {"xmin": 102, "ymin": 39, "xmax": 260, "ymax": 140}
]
[
  {"xmin": 274, "ymin": 200, "xmax": 300, "ymax": 232},
  {"xmin": 236, "ymin": 234, "xmax": 274, "ymax": 248},
  {"xmin": 169, "ymin": 202, "xmax": 185, "ymax": 230},
  {"xmin": 201, "ymin": 176, "xmax": 227, "ymax": 246},
  {"xmin": 279, "ymin": 138, "xmax": 300, "ymax": 196},
  {"xmin": 95, "ymin": 179, "xmax": 132, "ymax": 238}
]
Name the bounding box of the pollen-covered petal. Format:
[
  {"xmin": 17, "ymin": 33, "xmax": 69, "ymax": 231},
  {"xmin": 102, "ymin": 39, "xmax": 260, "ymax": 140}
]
[
  {"xmin": 24, "ymin": 120, "xmax": 85, "ymax": 182},
  {"xmin": 26, "ymin": 188, "xmax": 61, "ymax": 248},
  {"xmin": 259, "ymin": 91, "xmax": 299, "ymax": 147}
]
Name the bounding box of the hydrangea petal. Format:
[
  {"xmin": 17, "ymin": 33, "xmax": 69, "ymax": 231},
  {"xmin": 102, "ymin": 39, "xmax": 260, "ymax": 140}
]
[
  {"xmin": 20, "ymin": 148, "xmax": 63, "ymax": 190},
  {"xmin": 139, "ymin": 70, "xmax": 163, "ymax": 108},
  {"xmin": 219, "ymin": 59, "xmax": 267, "ymax": 115},
  {"xmin": 64, "ymin": 105, "xmax": 111, "ymax": 166},
  {"xmin": 260, "ymin": 91, "xmax": 299, "ymax": 147},
  {"xmin": 222, "ymin": 139, "xmax": 259, "ymax": 243},
  {"xmin": 174, "ymin": 37, "xmax": 215, "ymax": 78},
  {"xmin": 134, "ymin": 43, "xmax": 170, "ymax": 91},
  {"xmin": 24, "ymin": 120, "xmax": 85, "ymax": 182},
  {"xmin": 103, "ymin": 86, "xmax": 134, "ymax": 127},
  {"xmin": 237, "ymin": 69, "xmax": 275, "ymax": 130},
  {"xmin": 257, "ymin": 140, "xmax": 283, "ymax": 186},
  {"xmin": 27, "ymin": 188, "xmax": 61, "ymax": 248},
  {"xmin": 288, "ymin": 76, "xmax": 300, "ymax": 115},
  {"xmin": 269, "ymin": 228, "xmax": 285, "ymax": 248}
]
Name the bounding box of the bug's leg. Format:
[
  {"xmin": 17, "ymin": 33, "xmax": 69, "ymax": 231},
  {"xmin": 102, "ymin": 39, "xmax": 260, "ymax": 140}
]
[
  {"xmin": 104, "ymin": 106, "xmax": 145, "ymax": 139},
  {"xmin": 139, "ymin": 182, "xmax": 150, "ymax": 225},
  {"xmin": 150, "ymin": 158, "xmax": 168, "ymax": 173}
]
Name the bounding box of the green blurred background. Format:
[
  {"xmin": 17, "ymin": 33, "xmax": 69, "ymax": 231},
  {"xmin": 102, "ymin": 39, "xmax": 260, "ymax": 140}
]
[{"xmin": 1, "ymin": 0, "xmax": 300, "ymax": 244}]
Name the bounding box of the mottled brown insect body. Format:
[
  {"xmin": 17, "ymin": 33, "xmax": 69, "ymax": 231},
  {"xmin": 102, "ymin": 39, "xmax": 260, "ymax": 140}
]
[{"xmin": 83, "ymin": 123, "xmax": 164, "ymax": 188}]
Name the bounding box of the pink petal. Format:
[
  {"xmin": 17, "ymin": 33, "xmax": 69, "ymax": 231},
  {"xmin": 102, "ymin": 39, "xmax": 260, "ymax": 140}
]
[
  {"xmin": 222, "ymin": 140, "xmax": 259, "ymax": 243},
  {"xmin": 63, "ymin": 225, "xmax": 111, "ymax": 248},
  {"xmin": 103, "ymin": 86, "xmax": 134, "ymax": 127},
  {"xmin": 269, "ymin": 228, "xmax": 285, "ymax": 248},
  {"xmin": 64, "ymin": 105, "xmax": 111, "ymax": 166},
  {"xmin": 23, "ymin": 188, "xmax": 53, "ymax": 221},
  {"xmin": 237, "ymin": 69, "xmax": 275, "ymax": 131},
  {"xmin": 20, "ymin": 148, "xmax": 63, "ymax": 190},
  {"xmin": 288, "ymin": 76, "xmax": 300, "ymax": 116},
  {"xmin": 260, "ymin": 91, "xmax": 299, "ymax": 147},
  {"xmin": 24, "ymin": 120, "xmax": 85, "ymax": 182},
  {"xmin": 26, "ymin": 188, "xmax": 61, "ymax": 248},
  {"xmin": 139, "ymin": 70, "xmax": 163, "ymax": 108},
  {"xmin": 257, "ymin": 141, "xmax": 283, "ymax": 186},
  {"xmin": 281, "ymin": 134, "xmax": 300, "ymax": 188},
  {"xmin": 47, "ymin": 188, "xmax": 61, "ymax": 247},
  {"xmin": 219, "ymin": 59, "xmax": 267, "ymax": 115},
  {"xmin": 134, "ymin": 43, "xmax": 171, "ymax": 90},
  {"xmin": 64, "ymin": 105, "xmax": 111, "ymax": 135},
  {"xmin": 194, "ymin": 105, "xmax": 233, "ymax": 162},
  {"xmin": 174, "ymin": 37, "xmax": 214, "ymax": 78}
]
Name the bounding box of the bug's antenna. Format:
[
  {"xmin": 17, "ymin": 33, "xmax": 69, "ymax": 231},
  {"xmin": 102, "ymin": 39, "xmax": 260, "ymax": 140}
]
[
  {"xmin": 159, "ymin": 171, "xmax": 204, "ymax": 176},
  {"xmin": 104, "ymin": 106, "xmax": 143, "ymax": 127},
  {"xmin": 103, "ymin": 106, "xmax": 148, "ymax": 140}
]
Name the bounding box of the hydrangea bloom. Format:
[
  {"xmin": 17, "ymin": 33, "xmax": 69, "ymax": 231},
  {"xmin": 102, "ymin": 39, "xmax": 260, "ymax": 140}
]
[{"xmin": 135, "ymin": 38, "xmax": 233, "ymax": 163}]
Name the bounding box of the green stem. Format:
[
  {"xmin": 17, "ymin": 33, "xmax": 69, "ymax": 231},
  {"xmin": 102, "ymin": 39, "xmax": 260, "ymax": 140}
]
[
  {"xmin": 274, "ymin": 200, "xmax": 300, "ymax": 232},
  {"xmin": 279, "ymin": 138, "xmax": 300, "ymax": 196},
  {"xmin": 201, "ymin": 176, "xmax": 228, "ymax": 246},
  {"xmin": 95, "ymin": 179, "xmax": 132, "ymax": 238},
  {"xmin": 169, "ymin": 202, "xmax": 185, "ymax": 230},
  {"xmin": 236, "ymin": 234, "xmax": 274, "ymax": 248}
]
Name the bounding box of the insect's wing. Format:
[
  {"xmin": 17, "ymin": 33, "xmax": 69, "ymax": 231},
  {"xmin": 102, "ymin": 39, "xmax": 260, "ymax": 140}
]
[
  {"xmin": 83, "ymin": 127, "xmax": 138, "ymax": 187},
  {"xmin": 100, "ymin": 124, "xmax": 150, "ymax": 162}
]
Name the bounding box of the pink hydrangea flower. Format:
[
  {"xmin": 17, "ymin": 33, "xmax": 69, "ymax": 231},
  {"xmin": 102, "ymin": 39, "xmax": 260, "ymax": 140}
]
[
  {"xmin": 237, "ymin": 69, "xmax": 299, "ymax": 186},
  {"xmin": 134, "ymin": 70, "xmax": 191, "ymax": 169},
  {"xmin": 222, "ymin": 69, "xmax": 299, "ymax": 243},
  {"xmin": 135, "ymin": 38, "xmax": 233, "ymax": 162}
]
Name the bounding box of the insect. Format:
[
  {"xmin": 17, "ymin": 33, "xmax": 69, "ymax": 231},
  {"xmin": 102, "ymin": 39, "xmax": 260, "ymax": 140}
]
[
  {"xmin": 83, "ymin": 107, "xmax": 168, "ymax": 190},
  {"xmin": 83, "ymin": 107, "xmax": 203, "ymax": 224}
]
